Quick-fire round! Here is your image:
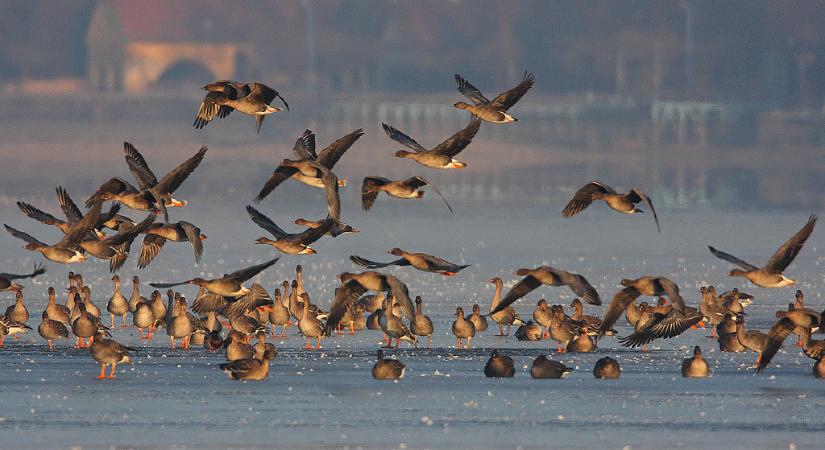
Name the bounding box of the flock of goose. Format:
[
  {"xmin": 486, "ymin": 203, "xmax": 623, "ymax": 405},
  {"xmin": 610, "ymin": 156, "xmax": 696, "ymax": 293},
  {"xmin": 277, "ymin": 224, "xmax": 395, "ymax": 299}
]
[{"xmin": 1, "ymin": 74, "xmax": 822, "ymax": 382}]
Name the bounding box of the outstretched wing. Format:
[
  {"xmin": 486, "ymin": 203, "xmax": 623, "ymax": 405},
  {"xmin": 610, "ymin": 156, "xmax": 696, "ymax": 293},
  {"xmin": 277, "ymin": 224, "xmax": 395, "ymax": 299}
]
[
  {"xmin": 656, "ymin": 277, "xmax": 684, "ymax": 312},
  {"xmin": 386, "ymin": 275, "xmax": 415, "ymax": 320},
  {"xmin": 626, "ymin": 189, "xmax": 661, "ymax": 233},
  {"xmin": 225, "ymin": 283, "xmax": 272, "ymax": 319},
  {"xmin": 618, "ymin": 309, "xmax": 702, "ymax": 348},
  {"xmin": 193, "ymin": 91, "xmax": 232, "ymax": 129},
  {"xmin": 764, "ymin": 215, "xmax": 817, "ymax": 274},
  {"xmin": 454, "ymin": 74, "xmax": 490, "ymax": 105},
  {"xmin": 138, "ymin": 234, "xmax": 166, "ymax": 269},
  {"xmin": 360, "ymin": 177, "xmax": 391, "ymax": 211},
  {"xmin": 598, "ymin": 287, "xmax": 641, "ymax": 339},
  {"xmin": 324, "ymin": 279, "xmax": 369, "ymax": 335},
  {"xmin": 321, "ymin": 169, "xmax": 341, "ymax": 221},
  {"xmin": 254, "ymin": 166, "xmax": 298, "ymax": 203},
  {"xmin": 224, "ymin": 257, "xmax": 280, "ymax": 283},
  {"xmin": 382, "ymin": 123, "xmax": 427, "ymax": 152},
  {"xmin": 292, "ymin": 129, "xmax": 317, "ymax": 161},
  {"xmin": 191, "ymin": 286, "xmax": 227, "ymax": 314},
  {"xmin": 4, "ymin": 225, "xmax": 47, "ymax": 247},
  {"xmin": 756, "ymin": 317, "xmax": 796, "ymax": 373},
  {"xmin": 349, "ymin": 255, "xmax": 410, "ymax": 269},
  {"xmin": 294, "ymin": 219, "xmax": 334, "ymax": 245},
  {"xmin": 0, "ymin": 262, "xmax": 46, "ymax": 281},
  {"xmin": 56, "ymin": 200, "xmax": 102, "ymax": 249},
  {"xmin": 154, "ymin": 146, "xmax": 208, "ymax": 196},
  {"xmin": 555, "ymin": 269, "xmax": 601, "ymax": 306},
  {"xmin": 16, "ymin": 202, "xmax": 63, "ymax": 226},
  {"xmin": 102, "ymin": 214, "xmax": 155, "ymax": 246},
  {"xmin": 561, "ymin": 181, "xmax": 613, "ymax": 217},
  {"xmin": 246, "ymin": 205, "xmax": 288, "ymax": 239},
  {"xmin": 708, "ymin": 246, "xmax": 758, "ymax": 271},
  {"xmin": 491, "ymin": 275, "xmax": 542, "ymax": 314},
  {"xmin": 56, "ymin": 186, "xmax": 85, "ymax": 224},
  {"xmin": 316, "ymin": 129, "xmax": 364, "ymax": 169},
  {"xmin": 85, "ymin": 177, "xmax": 138, "ymax": 208},
  {"xmin": 123, "ymin": 142, "xmax": 158, "ymax": 190},
  {"xmin": 179, "ymin": 221, "xmax": 204, "ymax": 264},
  {"xmin": 490, "ymin": 71, "xmax": 535, "ymax": 110},
  {"xmin": 415, "ymin": 177, "xmax": 453, "ymax": 213},
  {"xmin": 430, "ymin": 119, "xmax": 481, "ymax": 158}
]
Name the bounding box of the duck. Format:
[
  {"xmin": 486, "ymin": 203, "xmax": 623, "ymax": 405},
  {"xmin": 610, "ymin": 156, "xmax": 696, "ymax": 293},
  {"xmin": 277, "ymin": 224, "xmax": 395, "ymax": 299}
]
[
  {"xmin": 410, "ymin": 296, "xmax": 434, "ymax": 349},
  {"xmin": 195, "ymin": 81, "xmax": 289, "ymax": 134},
  {"xmin": 107, "ymin": 275, "xmax": 130, "ymax": 328},
  {"xmin": 0, "ymin": 263, "xmax": 46, "ymax": 292},
  {"xmin": 453, "ymin": 71, "xmax": 534, "ymax": 123},
  {"xmin": 5, "ymin": 291, "xmax": 29, "ymax": 323},
  {"xmin": 514, "ymin": 320, "xmax": 543, "ymax": 341},
  {"xmin": 451, "ymin": 307, "xmax": 476, "ymax": 350},
  {"xmin": 79, "ymin": 214, "xmax": 156, "ymax": 272},
  {"xmin": 484, "ymin": 350, "xmax": 515, "ymax": 377},
  {"xmin": 325, "ymin": 271, "xmax": 415, "ymax": 335},
  {"xmin": 681, "ymin": 346, "xmax": 711, "ymax": 377},
  {"xmin": 466, "ymin": 304, "xmax": 488, "ymax": 332},
  {"xmin": 138, "ymin": 220, "xmax": 206, "ymax": 268},
  {"xmin": 491, "ymin": 266, "xmax": 601, "ymax": 317},
  {"xmin": 253, "ymin": 157, "xmax": 342, "ymax": 222},
  {"xmin": 350, "ymin": 248, "xmax": 469, "ymax": 276},
  {"xmin": 247, "ymin": 205, "xmax": 333, "ymax": 255},
  {"xmin": 89, "ymin": 330, "xmax": 135, "ymax": 379},
  {"xmin": 708, "ymin": 215, "xmax": 817, "ymax": 288},
  {"xmin": 298, "ymin": 293, "xmax": 324, "ymax": 350},
  {"xmin": 38, "ymin": 311, "xmax": 68, "ymax": 350},
  {"xmin": 45, "ymin": 287, "xmax": 70, "ymax": 324},
  {"xmin": 226, "ymin": 330, "xmax": 253, "ymax": 360},
  {"xmin": 219, "ymin": 345, "xmax": 276, "ymax": 380},
  {"xmin": 372, "ymin": 349, "xmax": 405, "ymax": 380},
  {"xmin": 85, "ymin": 144, "xmax": 207, "ymax": 222},
  {"xmin": 530, "ymin": 355, "xmax": 573, "ymax": 379},
  {"xmin": 562, "ymin": 181, "xmax": 661, "ymax": 233},
  {"xmin": 757, "ymin": 307, "xmax": 822, "ymax": 372},
  {"xmin": 0, "ymin": 314, "xmax": 32, "ymax": 347},
  {"xmin": 360, "ymin": 176, "xmax": 453, "ymax": 213},
  {"xmin": 488, "ymin": 277, "xmax": 524, "ymax": 336},
  {"xmin": 593, "ymin": 356, "xmax": 621, "ymax": 379},
  {"xmin": 382, "ymin": 119, "xmax": 482, "ymax": 169},
  {"xmin": 735, "ymin": 316, "xmax": 768, "ymax": 368},
  {"xmin": 4, "ymin": 200, "xmax": 102, "ymax": 264}
]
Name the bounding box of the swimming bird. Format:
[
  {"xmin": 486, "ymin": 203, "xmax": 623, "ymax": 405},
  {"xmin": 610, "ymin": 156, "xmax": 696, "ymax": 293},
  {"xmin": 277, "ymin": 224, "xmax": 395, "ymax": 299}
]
[
  {"xmin": 453, "ymin": 71, "xmax": 535, "ymax": 123},
  {"xmin": 38, "ymin": 311, "xmax": 68, "ymax": 350},
  {"xmin": 484, "ymin": 350, "xmax": 515, "ymax": 377},
  {"xmin": 324, "ymin": 271, "xmax": 414, "ymax": 335},
  {"xmin": 360, "ymin": 176, "xmax": 453, "ymax": 213},
  {"xmin": 562, "ymin": 181, "xmax": 661, "ymax": 233},
  {"xmin": 531, "ymin": 355, "xmax": 573, "ymax": 379},
  {"xmin": 681, "ymin": 346, "xmax": 711, "ymax": 378},
  {"xmin": 452, "ymin": 307, "xmax": 476, "ymax": 350},
  {"xmin": 5, "ymin": 200, "xmax": 102, "ymax": 264},
  {"xmin": 488, "ymin": 277, "xmax": 524, "ymax": 336},
  {"xmin": 757, "ymin": 307, "xmax": 822, "ymax": 372},
  {"xmin": 372, "ymin": 349, "xmax": 405, "ymax": 380},
  {"xmin": 194, "ymin": 81, "xmax": 288, "ymax": 134},
  {"xmin": 85, "ymin": 144, "xmax": 207, "ymax": 222},
  {"xmin": 593, "ymin": 356, "xmax": 621, "ymax": 379},
  {"xmin": 0, "ymin": 263, "xmax": 46, "ymax": 292},
  {"xmin": 490, "ymin": 266, "xmax": 601, "ymax": 317},
  {"xmin": 138, "ymin": 221, "xmax": 206, "ymax": 268},
  {"xmin": 382, "ymin": 119, "xmax": 481, "ymax": 169},
  {"xmin": 708, "ymin": 215, "xmax": 817, "ymax": 288},
  {"xmin": 89, "ymin": 330, "xmax": 135, "ymax": 379},
  {"xmin": 410, "ymin": 296, "xmax": 434, "ymax": 349},
  {"xmin": 247, "ymin": 205, "xmax": 333, "ymax": 255},
  {"xmin": 350, "ymin": 248, "xmax": 469, "ymax": 276}
]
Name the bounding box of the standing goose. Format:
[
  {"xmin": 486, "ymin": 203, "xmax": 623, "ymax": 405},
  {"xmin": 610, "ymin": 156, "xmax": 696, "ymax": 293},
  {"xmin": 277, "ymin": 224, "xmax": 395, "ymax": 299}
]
[
  {"xmin": 718, "ymin": 314, "xmax": 746, "ymax": 352},
  {"xmin": 324, "ymin": 271, "xmax": 415, "ymax": 335},
  {"xmin": 484, "ymin": 350, "xmax": 515, "ymax": 377},
  {"xmin": 0, "ymin": 263, "xmax": 46, "ymax": 292},
  {"xmin": 547, "ymin": 305, "xmax": 579, "ymax": 353},
  {"xmin": 562, "ymin": 181, "xmax": 661, "ymax": 233},
  {"xmin": 4, "ymin": 201, "xmax": 102, "ymax": 264},
  {"xmin": 268, "ymin": 289, "xmax": 291, "ymax": 337},
  {"xmin": 735, "ymin": 316, "xmax": 768, "ymax": 368},
  {"xmin": 298, "ymin": 293, "xmax": 323, "ymax": 350},
  {"xmin": 133, "ymin": 299, "xmax": 156, "ymax": 339},
  {"xmin": 0, "ymin": 315, "xmax": 31, "ymax": 347},
  {"xmin": 372, "ymin": 350, "xmax": 405, "ymax": 380},
  {"xmin": 681, "ymin": 346, "xmax": 711, "ymax": 378},
  {"xmin": 699, "ymin": 286, "xmax": 726, "ymax": 338},
  {"xmin": 246, "ymin": 205, "xmax": 333, "ymax": 255},
  {"xmin": 467, "ymin": 304, "xmax": 488, "ymax": 332},
  {"xmin": 531, "ymin": 355, "xmax": 573, "ymax": 379},
  {"xmin": 138, "ymin": 221, "xmax": 206, "ymax": 268},
  {"xmin": 167, "ymin": 297, "xmax": 193, "ymax": 350},
  {"xmin": 128, "ymin": 276, "xmax": 145, "ymax": 312},
  {"xmin": 570, "ymin": 298, "xmax": 613, "ymax": 336},
  {"xmin": 71, "ymin": 302, "xmax": 98, "ymax": 349},
  {"xmin": 488, "ymin": 277, "xmax": 524, "ymax": 336},
  {"xmin": 410, "ymin": 296, "xmax": 434, "ymax": 349},
  {"xmin": 382, "ymin": 119, "xmax": 482, "ymax": 169},
  {"xmin": 194, "ymin": 81, "xmax": 289, "ymax": 134},
  {"xmin": 453, "ymin": 71, "xmax": 535, "ymax": 123},
  {"xmin": 597, "ymin": 276, "xmax": 685, "ymax": 339},
  {"xmin": 350, "ymin": 248, "xmax": 469, "ymax": 276},
  {"xmin": 532, "ymin": 299, "xmax": 553, "ymax": 338},
  {"xmin": 490, "ymin": 266, "xmax": 601, "ymax": 316},
  {"xmin": 380, "ymin": 296, "xmax": 417, "ymax": 349},
  {"xmin": 757, "ymin": 307, "xmax": 822, "ymax": 372},
  {"xmin": 451, "ymin": 307, "xmax": 476, "ymax": 350},
  {"xmin": 5, "ymin": 291, "xmax": 29, "ymax": 323},
  {"xmin": 45, "ymin": 287, "xmax": 70, "ymax": 324},
  {"xmin": 708, "ymin": 215, "xmax": 817, "ymax": 288},
  {"xmin": 89, "ymin": 330, "xmax": 135, "ymax": 379},
  {"xmin": 107, "ymin": 275, "xmax": 129, "ymax": 328},
  {"xmin": 360, "ymin": 176, "xmax": 453, "ymax": 213},
  {"xmin": 38, "ymin": 311, "xmax": 68, "ymax": 350}
]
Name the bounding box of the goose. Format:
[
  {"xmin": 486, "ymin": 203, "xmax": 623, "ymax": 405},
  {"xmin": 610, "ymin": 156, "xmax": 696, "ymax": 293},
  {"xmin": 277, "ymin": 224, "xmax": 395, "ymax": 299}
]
[
  {"xmin": 488, "ymin": 277, "xmax": 524, "ymax": 336},
  {"xmin": 247, "ymin": 205, "xmax": 333, "ymax": 255},
  {"xmin": 708, "ymin": 215, "xmax": 817, "ymax": 288},
  {"xmin": 138, "ymin": 221, "xmax": 206, "ymax": 268},
  {"xmin": 5, "ymin": 291, "xmax": 29, "ymax": 323},
  {"xmin": 453, "ymin": 71, "xmax": 534, "ymax": 123},
  {"xmin": 16, "ymin": 186, "xmax": 122, "ymax": 239},
  {"xmin": 566, "ymin": 327, "xmax": 596, "ymax": 352},
  {"xmin": 360, "ymin": 176, "xmax": 453, "ymax": 213},
  {"xmin": 699, "ymin": 286, "xmax": 726, "ymax": 338},
  {"xmin": 717, "ymin": 314, "xmax": 746, "ymax": 352},
  {"xmin": 548, "ymin": 305, "xmax": 579, "ymax": 352},
  {"xmin": 0, "ymin": 263, "xmax": 46, "ymax": 292},
  {"xmin": 379, "ymin": 296, "xmax": 417, "ymax": 349},
  {"xmin": 80, "ymin": 214, "xmax": 155, "ymax": 272},
  {"xmin": 618, "ymin": 302, "xmax": 703, "ymax": 349},
  {"xmin": 45, "ymin": 287, "xmax": 70, "ymax": 324},
  {"xmin": 452, "ymin": 307, "xmax": 475, "ymax": 350},
  {"xmin": 268, "ymin": 289, "xmax": 291, "ymax": 337},
  {"xmin": 107, "ymin": 275, "xmax": 130, "ymax": 328},
  {"xmin": 133, "ymin": 299, "xmax": 157, "ymax": 340},
  {"xmin": 167, "ymin": 297, "xmax": 193, "ymax": 350},
  {"xmin": 410, "ymin": 296, "xmax": 434, "ymax": 349},
  {"xmin": 294, "ymin": 217, "xmax": 359, "ymax": 237},
  {"xmin": 719, "ymin": 288, "xmax": 753, "ymax": 311},
  {"xmin": 225, "ymin": 330, "xmax": 253, "ymax": 361},
  {"xmin": 4, "ymin": 200, "xmax": 102, "ymax": 264},
  {"xmin": 324, "ymin": 271, "xmax": 414, "ymax": 335},
  {"xmin": 0, "ymin": 315, "xmax": 32, "ymax": 347},
  {"xmin": 372, "ymin": 350, "xmax": 405, "ymax": 380},
  {"xmin": 484, "ymin": 350, "xmax": 515, "ymax": 377},
  {"xmin": 219, "ymin": 345, "xmax": 276, "ymax": 380},
  {"xmin": 514, "ymin": 320, "xmax": 543, "ymax": 341},
  {"xmin": 735, "ymin": 316, "xmax": 768, "ymax": 368},
  {"xmin": 89, "ymin": 330, "xmax": 135, "ymax": 379},
  {"xmin": 71, "ymin": 302, "xmax": 98, "ymax": 348},
  {"xmin": 562, "ymin": 181, "xmax": 661, "ymax": 233},
  {"xmin": 570, "ymin": 298, "xmax": 613, "ymax": 336},
  {"xmin": 253, "ymin": 157, "xmax": 341, "ymax": 221},
  {"xmin": 757, "ymin": 307, "xmax": 822, "ymax": 372},
  {"xmin": 815, "ymin": 357, "xmax": 825, "ymax": 378},
  {"xmin": 298, "ymin": 293, "xmax": 323, "ymax": 350},
  {"xmin": 382, "ymin": 119, "xmax": 481, "ymax": 169},
  {"xmin": 598, "ymin": 276, "xmax": 686, "ymax": 338},
  {"xmin": 194, "ymin": 81, "xmax": 288, "ymax": 134},
  {"xmin": 204, "ymin": 330, "xmax": 223, "ymax": 352},
  {"xmin": 490, "ymin": 266, "xmax": 601, "ymax": 316},
  {"xmin": 532, "ymin": 299, "xmax": 553, "ymax": 338},
  {"xmin": 466, "ymin": 304, "xmax": 488, "ymax": 332},
  {"xmin": 681, "ymin": 346, "xmax": 710, "ymax": 378},
  {"xmin": 38, "ymin": 311, "xmax": 68, "ymax": 350},
  {"xmin": 531, "ymin": 355, "xmax": 573, "ymax": 379},
  {"xmin": 350, "ymin": 248, "xmax": 469, "ymax": 276},
  {"xmin": 593, "ymin": 356, "xmax": 621, "ymax": 379}
]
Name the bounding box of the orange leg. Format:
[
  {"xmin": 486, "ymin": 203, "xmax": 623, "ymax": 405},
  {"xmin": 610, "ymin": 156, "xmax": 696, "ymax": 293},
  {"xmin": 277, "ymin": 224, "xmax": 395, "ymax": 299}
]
[
  {"xmin": 756, "ymin": 353, "xmax": 762, "ymax": 367},
  {"xmin": 0, "ymin": 336, "xmax": 4, "ymax": 347},
  {"xmin": 183, "ymin": 336, "xmax": 190, "ymax": 349},
  {"xmin": 305, "ymin": 337, "xmax": 312, "ymax": 350},
  {"xmin": 497, "ymin": 323, "xmax": 504, "ymax": 336},
  {"xmin": 48, "ymin": 339, "xmax": 53, "ymax": 350},
  {"xmin": 315, "ymin": 337, "xmax": 321, "ymax": 349},
  {"xmin": 108, "ymin": 363, "xmax": 117, "ymax": 379},
  {"xmin": 427, "ymin": 335, "xmax": 431, "ymax": 349},
  {"xmin": 95, "ymin": 363, "xmax": 107, "ymax": 379},
  {"xmin": 543, "ymin": 327, "xmax": 550, "ymax": 339},
  {"xmin": 111, "ymin": 315, "xmax": 116, "ymax": 328},
  {"xmin": 75, "ymin": 337, "xmax": 82, "ymax": 349},
  {"xmin": 349, "ymin": 323, "xmax": 355, "ymax": 335},
  {"xmin": 457, "ymin": 338, "xmax": 462, "ymax": 349},
  {"xmin": 466, "ymin": 337, "xmax": 472, "ymax": 349},
  {"xmin": 121, "ymin": 315, "xmax": 128, "ymax": 328},
  {"xmin": 170, "ymin": 337, "xmax": 176, "ymax": 350}
]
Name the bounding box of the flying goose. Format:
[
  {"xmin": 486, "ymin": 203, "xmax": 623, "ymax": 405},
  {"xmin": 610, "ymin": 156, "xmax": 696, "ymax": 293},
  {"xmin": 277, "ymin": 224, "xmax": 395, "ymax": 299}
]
[
  {"xmin": 350, "ymin": 248, "xmax": 469, "ymax": 276},
  {"xmin": 5, "ymin": 200, "xmax": 102, "ymax": 264},
  {"xmin": 360, "ymin": 176, "xmax": 453, "ymax": 212},
  {"xmin": 490, "ymin": 266, "xmax": 601, "ymax": 316},
  {"xmin": 453, "ymin": 71, "xmax": 535, "ymax": 123},
  {"xmin": 294, "ymin": 218, "xmax": 359, "ymax": 237},
  {"xmin": 708, "ymin": 215, "xmax": 817, "ymax": 288},
  {"xmin": 194, "ymin": 81, "xmax": 289, "ymax": 134},
  {"xmin": 0, "ymin": 263, "xmax": 46, "ymax": 292},
  {"xmin": 138, "ymin": 221, "xmax": 206, "ymax": 268},
  {"xmin": 757, "ymin": 307, "xmax": 822, "ymax": 372},
  {"xmin": 17, "ymin": 186, "xmax": 122, "ymax": 239},
  {"xmin": 253, "ymin": 157, "xmax": 341, "ymax": 221},
  {"xmin": 80, "ymin": 214, "xmax": 156, "ymax": 272},
  {"xmin": 382, "ymin": 119, "xmax": 481, "ymax": 169},
  {"xmin": 562, "ymin": 181, "xmax": 661, "ymax": 233},
  {"xmin": 246, "ymin": 205, "xmax": 333, "ymax": 255}
]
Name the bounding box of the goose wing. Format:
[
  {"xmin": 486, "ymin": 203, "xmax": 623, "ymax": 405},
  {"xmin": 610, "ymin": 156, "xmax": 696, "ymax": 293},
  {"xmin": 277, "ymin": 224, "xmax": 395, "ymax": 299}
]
[
  {"xmin": 491, "ymin": 275, "xmax": 542, "ymax": 315},
  {"xmin": 708, "ymin": 246, "xmax": 759, "ymax": 271},
  {"xmin": 254, "ymin": 165, "xmax": 298, "ymax": 203},
  {"xmin": 764, "ymin": 214, "xmax": 817, "ymax": 274},
  {"xmin": 245, "ymin": 205, "xmax": 288, "ymax": 239},
  {"xmin": 454, "ymin": 74, "xmax": 490, "ymax": 105},
  {"xmin": 179, "ymin": 221, "xmax": 204, "ymax": 264},
  {"xmin": 382, "ymin": 123, "xmax": 427, "ymax": 152},
  {"xmin": 598, "ymin": 286, "xmax": 641, "ymax": 339},
  {"xmin": 153, "ymin": 146, "xmax": 207, "ymax": 196},
  {"xmin": 316, "ymin": 128, "xmax": 364, "ymax": 169},
  {"xmin": 561, "ymin": 181, "xmax": 614, "ymax": 217},
  {"xmin": 756, "ymin": 317, "xmax": 797, "ymax": 372},
  {"xmin": 323, "ymin": 279, "xmax": 369, "ymax": 335},
  {"xmin": 430, "ymin": 119, "xmax": 481, "ymax": 158},
  {"xmin": 292, "ymin": 129, "xmax": 317, "ymax": 161},
  {"xmin": 360, "ymin": 176, "xmax": 391, "ymax": 211},
  {"xmin": 349, "ymin": 255, "xmax": 410, "ymax": 269},
  {"xmin": 224, "ymin": 257, "xmax": 280, "ymax": 283},
  {"xmin": 490, "ymin": 71, "xmax": 535, "ymax": 110}
]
